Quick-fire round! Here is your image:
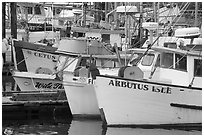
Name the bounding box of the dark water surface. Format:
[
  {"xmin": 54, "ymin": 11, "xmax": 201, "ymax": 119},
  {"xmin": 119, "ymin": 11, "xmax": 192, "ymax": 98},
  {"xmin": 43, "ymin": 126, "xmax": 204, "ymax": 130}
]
[
  {"xmin": 2, "ymin": 76, "xmax": 202, "ymax": 135},
  {"xmin": 2, "ymin": 118, "xmax": 202, "ymax": 135}
]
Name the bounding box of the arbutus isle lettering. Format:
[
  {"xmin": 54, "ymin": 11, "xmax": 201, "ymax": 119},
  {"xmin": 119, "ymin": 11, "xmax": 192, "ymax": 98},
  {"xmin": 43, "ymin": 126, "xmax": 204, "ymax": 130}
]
[{"xmin": 108, "ymin": 79, "xmax": 171, "ymax": 94}]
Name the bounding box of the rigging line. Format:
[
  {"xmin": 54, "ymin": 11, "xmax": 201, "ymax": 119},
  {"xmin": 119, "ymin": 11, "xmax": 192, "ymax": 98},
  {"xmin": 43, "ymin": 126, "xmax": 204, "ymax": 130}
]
[
  {"xmin": 16, "ymin": 57, "xmax": 27, "ymax": 66},
  {"xmin": 54, "ymin": 56, "xmax": 80, "ymax": 75},
  {"xmin": 100, "ymin": 58, "xmax": 116, "ymax": 68},
  {"xmin": 101, "ymin": 44, "xmax": 115, "ymax": 54},
  {"xmin": 132, "ymin": 3, "xmax": 190, "ymax": 66},
  {"xmin": 31, "ymin": 77, "xmax": 41, "ymax": 92},
  {"xmin": 162, "ymin": 2, "xmax": 190, "ymax": 34},
  {"xmin": 167, "ymin": 44, "xmax": 199, "ymax": 69}
]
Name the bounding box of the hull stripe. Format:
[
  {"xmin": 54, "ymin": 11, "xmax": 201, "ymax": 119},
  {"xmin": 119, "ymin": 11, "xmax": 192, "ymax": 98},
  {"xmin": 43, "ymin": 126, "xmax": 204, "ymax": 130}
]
[{"xmin": 170, "ymin": 103, "xmax": 202, "ymax": 110}]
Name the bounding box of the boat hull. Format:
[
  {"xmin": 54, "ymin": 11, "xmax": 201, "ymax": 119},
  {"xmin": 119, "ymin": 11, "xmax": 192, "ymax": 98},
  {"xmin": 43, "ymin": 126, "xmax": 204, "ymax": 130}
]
[
  {"xmin": 63, "ymin": 72, "xmax": 100, "ymax": 117},
  {"xmin": 13, "ymin": 40, "xmax": 58, "ymax": 73},
  {"xmin": 22, "ymin": 48, "xmax": 59, "ymax": 74},
  {"xmin": 13, "ymin": 72, "xmax": 64, "ymax": 91},
  {"xmin": 94, "ymin": 75, "xmax": 202, "ymax": 126}
]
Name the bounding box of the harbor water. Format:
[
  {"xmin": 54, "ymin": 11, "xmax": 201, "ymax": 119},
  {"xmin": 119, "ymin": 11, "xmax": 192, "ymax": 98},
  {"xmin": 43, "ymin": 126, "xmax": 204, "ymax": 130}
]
[{"xmin": 2, "ymin": 76, "xmax": 202, "ymax": 135}]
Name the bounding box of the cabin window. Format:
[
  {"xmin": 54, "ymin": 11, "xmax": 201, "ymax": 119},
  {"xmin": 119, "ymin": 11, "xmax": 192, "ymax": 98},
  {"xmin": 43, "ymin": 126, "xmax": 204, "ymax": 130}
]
[
  {"xmin": 101, "ymin": 34, "xmax": 110, "ymax": 43},
  {"xmin": 101, "ymin": 59, "xmax": 114, "ymax": 68},
  {"xmin": 175, "ymin": 54, "xmax": 187, "ymax": 71},
  {"xmin": 141, "ymin": 54, "xmax": 155, "ymax": 66},
  {"xmin": 161, "ymin": 53, "xmax": 173, "ymax": 69},
  {"xmin": 34, "ymin": 6, "xmax": 41, "ymax": 15},
  {"xmin": 27, "ymin": 7, "xmax": 33, "ymax": 14},
  {"xmin": 155, "ymin": 54, "xmax": 160, "ymax": 67},
  {"xmin": 129, "ymin": 53, "xmax": 143, "ymax": 66},
  {"xmin": 164, "ymin": 42, "xmax": 177, "ymax": 49},
  {"xmin": 194, "ymin": 59, "xmax": 202, "ymax": 77},
  {"xmin": 175, "ymin": 54, "xmax": 187, "ymax": 70},
  {"xmin": 17, "ymin": 6, "xmax": 21, "ymax": 14}
]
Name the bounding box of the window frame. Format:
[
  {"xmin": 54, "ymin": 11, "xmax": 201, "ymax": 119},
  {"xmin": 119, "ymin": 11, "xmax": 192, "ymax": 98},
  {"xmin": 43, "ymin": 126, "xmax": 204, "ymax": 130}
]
[
  {"xmin": 141, "ymin": 54, "xmax": 155, "ymax": 66},
  {"xmin": 194, "ymin": 59, "xmax": 202, "ymax": 77}
]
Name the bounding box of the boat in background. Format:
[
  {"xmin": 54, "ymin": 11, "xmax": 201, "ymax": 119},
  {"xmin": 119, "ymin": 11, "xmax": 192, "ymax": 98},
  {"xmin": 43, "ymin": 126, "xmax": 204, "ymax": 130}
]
[
  {"xmin": 12, "ymin": 34, "xmax": 116, "ymax": 91},
  {"xmin": 13, "ymin": 39, "xmax": 59, "ymax": 73},
  {"xmin": 93, "ymin": 27, "xmax": 202, "ymax": 126}
]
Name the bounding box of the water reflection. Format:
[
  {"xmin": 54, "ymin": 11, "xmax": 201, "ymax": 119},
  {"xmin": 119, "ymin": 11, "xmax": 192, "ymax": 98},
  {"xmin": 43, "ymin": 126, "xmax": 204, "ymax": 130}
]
[
  {"xmin": 3, "ymin": 117, "xmax": 201, "ymax": 135},
  {"xmin": 3, "ymin": 120, "xmax": 71, "ymax": 135},
  {"xmin": 68, "ymin": 119, "xmax": 103, "ymax": 135}
]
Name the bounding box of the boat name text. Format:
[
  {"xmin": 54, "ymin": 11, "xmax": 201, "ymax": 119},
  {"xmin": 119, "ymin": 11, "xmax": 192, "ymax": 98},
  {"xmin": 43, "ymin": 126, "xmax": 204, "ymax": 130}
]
[
  {"xmin": 33, "ymin": 52, "xmax": 57, "ymax": 60},
  {"xmin": 108, "ymin": 79, "xmax": 171, "ymax": 94},
  {"xmin": 26, "ymin": 50, "xmax": 57, "ymax": 60},
  {"xmin": 35, "ymin": 82, "xmax": 64, "ymax": 89}
]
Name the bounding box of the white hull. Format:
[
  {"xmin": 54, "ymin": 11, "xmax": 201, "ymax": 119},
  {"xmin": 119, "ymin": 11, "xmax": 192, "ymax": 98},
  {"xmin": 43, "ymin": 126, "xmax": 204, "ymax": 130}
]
[
  {"xmin": 13, "ymin": 72, "xmax": 64, "ymax": 91},
  {"xmin": 63, "ymin": 72, "xmax": 100, "ymax": 117},
  {"xmin": 94, "ymin": 75, "xmax": 202, "ymax": 126},
  {"xmin": 62, "ymin": 65, "xmax": 119, "ymax": 117},
  {"xmin": 22, "ymin": 48, "xmax": 59, "ymax": 74}
]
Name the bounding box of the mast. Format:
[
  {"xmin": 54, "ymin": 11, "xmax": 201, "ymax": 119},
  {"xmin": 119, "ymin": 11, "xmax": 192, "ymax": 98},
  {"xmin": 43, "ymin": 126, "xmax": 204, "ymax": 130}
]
[
  {"xmin": 2, "ymin": 2, "xmax": 6, "ymax": 38},
  {"xmin": 157, "ymin": 2, "xmax": 159, "ymax": 37},
  {"xmin": 24, "ymin": 4, "xmax": 29, "ymax": 42},
  {"xmin": 52, "ymin": 2, "xmax": 54, "ymax": 42},
  {"xmin": 10, "ymin": 2, "xmax": 17, "ymax": 39},
  {"xmin": 194, "ymin": 2, "xmax": 198, "ymax": 27},
  {"xmin": 105, "ymin": 2, "xmax": 108, "ymax": 23},
  {"xmin": 2, "ymin": 2, "xmax": 6, "ymax": 63},
  {"xmin": 139, "ymin": 2, "xmax": 143, "ymax": 44},
  {"xmin": 153, "ymin": 2, "xmax": 156, "ymax": 22},
  {"xmin": 82, "ymin": 2, "xmax": 87, "ymax": 27},
  {"xmin": 10, "ymin": 2, "xmax": 18, "ymax": 70},
  {"xmin": 124, "ymin": 2, "xmax": 127, "ymax": 65}
]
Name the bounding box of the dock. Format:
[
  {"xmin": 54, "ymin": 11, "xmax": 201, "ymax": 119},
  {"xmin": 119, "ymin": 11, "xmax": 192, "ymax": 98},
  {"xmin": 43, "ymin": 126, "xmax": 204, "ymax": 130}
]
[{"xmin": 2, "ymin": 91, "xmax": 72, "ymax": 120}]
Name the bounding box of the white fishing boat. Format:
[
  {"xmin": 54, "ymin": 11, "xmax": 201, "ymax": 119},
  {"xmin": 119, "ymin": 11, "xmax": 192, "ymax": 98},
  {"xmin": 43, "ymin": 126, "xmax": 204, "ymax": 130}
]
[
  {"xmin": 93, "ymin": 27, "xmax": 202, "ymax": 126},
  {"xmin": 58, "ymin": 53, "xmax": 131, "ymax": 118}
]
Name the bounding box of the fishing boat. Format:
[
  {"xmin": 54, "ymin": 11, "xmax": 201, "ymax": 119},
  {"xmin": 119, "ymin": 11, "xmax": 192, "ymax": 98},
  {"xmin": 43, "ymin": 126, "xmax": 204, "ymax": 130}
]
[
  {"xmin": 12, "ymin": 35, "xmax": 117, "ymax": 90},
  {"xmin": 93, "ymin": 27, "xmax": 202, "ymax": 126},
  {"xmin": 58, "ymin": 52, "xmax": 131, "ymax": 118},
  {"xmin": 12, "ymin": 24, "xmax": 124, "ymax": 91}
]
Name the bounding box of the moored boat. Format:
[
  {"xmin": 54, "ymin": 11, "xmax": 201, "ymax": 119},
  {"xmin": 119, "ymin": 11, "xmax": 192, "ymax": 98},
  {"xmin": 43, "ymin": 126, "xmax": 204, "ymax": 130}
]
[
  {"xmin": 58, "ymin": 53, "xmax": 130, "ymax": 118},
  {"xmin": 93, "ymin": 27, "xmax": 202, "ymax": 126}
]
